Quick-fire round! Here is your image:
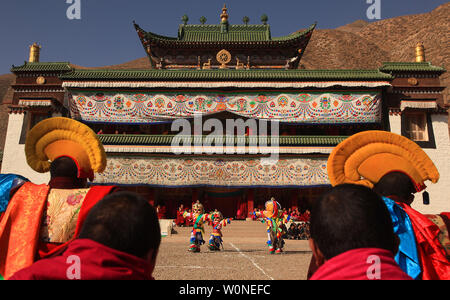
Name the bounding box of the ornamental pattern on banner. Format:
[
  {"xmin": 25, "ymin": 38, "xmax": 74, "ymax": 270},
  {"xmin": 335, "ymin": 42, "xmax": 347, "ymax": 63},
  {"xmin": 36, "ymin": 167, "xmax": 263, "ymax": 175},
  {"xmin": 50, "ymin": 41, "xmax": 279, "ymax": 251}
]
[
  {"xmin": 95, "ymin": 156, "xmax": 329, "ymax": 187},
  {"xmin": 69, "ymin": 91, "xmax": 381, "ymax": 124}
]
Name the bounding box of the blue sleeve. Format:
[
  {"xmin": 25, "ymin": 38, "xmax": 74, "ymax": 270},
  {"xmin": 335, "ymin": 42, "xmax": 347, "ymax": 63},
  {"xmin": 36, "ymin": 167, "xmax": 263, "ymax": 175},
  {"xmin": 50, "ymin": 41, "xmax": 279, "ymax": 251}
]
[
  {"xmin": 0, "ymin": 174, "xmax": 29, "ymax": 213},
  {"xmin": 382, "ymin": 197, "xmax": 421, "ymax": 280}
]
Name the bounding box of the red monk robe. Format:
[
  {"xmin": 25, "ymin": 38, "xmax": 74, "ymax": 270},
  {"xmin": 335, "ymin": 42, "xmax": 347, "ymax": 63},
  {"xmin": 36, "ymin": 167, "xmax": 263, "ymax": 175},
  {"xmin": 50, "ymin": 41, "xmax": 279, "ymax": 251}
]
[
  {"xmin": 176, "ymin": 208, "xmax": 186, "ymax": 226},
  {"xmin": 9, "ymin": 239, "xmax": 154, "ymax": 280},
  {"xmin": 0, "ymin": 182, "xmax": 116, "ymax": 279},
  {"xmin": 310, "ymin": 248, "xmax": 412, "ymax": 280}
]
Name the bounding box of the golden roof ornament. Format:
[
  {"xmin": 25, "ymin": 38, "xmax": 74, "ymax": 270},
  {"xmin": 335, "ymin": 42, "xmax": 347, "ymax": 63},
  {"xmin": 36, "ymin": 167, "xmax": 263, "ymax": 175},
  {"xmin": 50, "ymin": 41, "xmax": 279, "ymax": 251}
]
[
  {"xmin": 217, "ymin": 49, "xmax": 232, "ymax": 69},
  {"xmin": 415, "ymin": 42, "xmax": 425, "ymax": 63},
  {"xmin": 29, "ymin": 43, "xmax": 41, "ymax": 63},
  {"xmin": 220, "ymin": 4, "xmax": 229, "ymax": 23},
  {"xmin": 36, "ymin": 76, "xmax": 46, "ymax": 85}
]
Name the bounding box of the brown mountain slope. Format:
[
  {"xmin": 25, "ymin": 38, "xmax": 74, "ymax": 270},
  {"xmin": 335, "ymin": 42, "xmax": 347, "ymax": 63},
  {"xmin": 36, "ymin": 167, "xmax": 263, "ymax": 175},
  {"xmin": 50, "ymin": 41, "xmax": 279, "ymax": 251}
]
[{"xmin": 302, "ymin": 3, "xmax": 449, "ymax": 101}]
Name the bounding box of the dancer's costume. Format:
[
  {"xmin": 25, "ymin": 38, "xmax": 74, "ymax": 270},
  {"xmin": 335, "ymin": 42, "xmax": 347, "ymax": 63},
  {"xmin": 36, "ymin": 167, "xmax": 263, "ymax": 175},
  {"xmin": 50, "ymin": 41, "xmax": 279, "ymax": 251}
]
[
  {"xmin": 0, "ymin": 117, "xmax": 115, "ymax": 279},
  {"xmin": 327, "ymin": 130, "xmax": 450, "ymax": 280},
  {"xmin": 255, "ymin": 198, "xmax": 290, "ymax": 254},
  {"xmin": 182, "ymin": 202, "xmax": 212, "ymax": 252},
  {"xmin": 208, "ymin": 211, "xmax": 231, "ymax": 251}
]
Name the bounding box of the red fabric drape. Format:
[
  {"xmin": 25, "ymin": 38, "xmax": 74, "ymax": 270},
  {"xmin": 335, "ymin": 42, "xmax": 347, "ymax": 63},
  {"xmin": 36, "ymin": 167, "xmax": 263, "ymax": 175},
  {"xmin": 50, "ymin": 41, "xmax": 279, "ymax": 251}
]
[
  {"xmin": 396, "ymin": 202, "xmax": 450, "ymax": 280},
  {"xmin": 0, "ymin": 183, "xmax": 50, "ymax": 279}
]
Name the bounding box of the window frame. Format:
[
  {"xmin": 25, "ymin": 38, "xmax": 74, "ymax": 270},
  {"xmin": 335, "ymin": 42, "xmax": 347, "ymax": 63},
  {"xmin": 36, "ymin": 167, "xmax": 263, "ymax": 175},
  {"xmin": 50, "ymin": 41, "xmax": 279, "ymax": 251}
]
[{"xmin": 401, "ymin": 110, "xmax": 436, "ymax": 149}]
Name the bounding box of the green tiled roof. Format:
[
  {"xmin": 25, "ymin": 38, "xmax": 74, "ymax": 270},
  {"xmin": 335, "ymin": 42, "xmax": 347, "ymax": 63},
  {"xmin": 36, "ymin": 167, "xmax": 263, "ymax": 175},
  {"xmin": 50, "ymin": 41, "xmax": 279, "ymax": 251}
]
[
  {"xmin": 379, "ymin": 62, "xmax": 446, "ymax": 72},
  {"xmin": 99, "ymin": 134, "xmax": 348, "ymax": 146},
  {"xmin": 135, "ymin": 22, "xmax": 316, "ymax": 45},
  {"xmin": 61, "ymin": 69, "xmax": 392, "ymax": 81},
  {"xmin": 180, "ymin": 24, "xmax": 271, "ymax": 42},
  {"xmin": 11, "ymin": 62, "xmax": 73, "ymax": 73}
]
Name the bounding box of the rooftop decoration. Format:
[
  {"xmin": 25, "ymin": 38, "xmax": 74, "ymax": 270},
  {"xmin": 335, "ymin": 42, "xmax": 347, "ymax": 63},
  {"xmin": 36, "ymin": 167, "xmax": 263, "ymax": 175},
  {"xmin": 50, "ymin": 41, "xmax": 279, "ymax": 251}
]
[
  {"xmin": 220, "ymin": 4, "xmax": 229, "ymax": 23},
  {"xmin": 261, "ymin": 14, "xmax": 268, "ymax": 25},
  {"xmin": 29, "ymin": 43, "xmax": 41, "ymax": 63},
  {"xmin": 181, "ymin": 14, "xmax": 189, "ymax": 25}
]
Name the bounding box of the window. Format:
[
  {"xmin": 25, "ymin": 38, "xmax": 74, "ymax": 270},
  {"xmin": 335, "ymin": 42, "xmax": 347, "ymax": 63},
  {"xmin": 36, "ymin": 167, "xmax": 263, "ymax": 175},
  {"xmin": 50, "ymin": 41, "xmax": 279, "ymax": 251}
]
[
  {"xmin": 401, "ymin": 111, "xmax": 436, "ymax": 148},
  {"xmin": 403, "ymin": 112, "xmax": 428, "ymax": 141},
  {"xmin": 19, "ymin": 111, "xmax": 50, "ymax": 144},
  {"xmin": 30, "ymin": 113, "xmax": 48, "ymax": 129}
]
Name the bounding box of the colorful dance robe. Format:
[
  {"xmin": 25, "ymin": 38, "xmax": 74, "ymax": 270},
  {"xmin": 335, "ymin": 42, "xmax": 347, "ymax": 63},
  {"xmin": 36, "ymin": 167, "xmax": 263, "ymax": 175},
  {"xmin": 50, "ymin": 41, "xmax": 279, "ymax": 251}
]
[
  {"xmin": 0, "ymin": 182, "xmax": 115, "ymax": 279},
  {"xmin": 383, "ymin": 196, "xmax": 450, "ymax": 280},
  {"xmin": 182, "ymin": 212, "xmax": 212, "ymax": 251},
  {"xmin": 255, "ymin": 212, "xmax": 291, "ymax": 252},
  {"xmin": 209, "ymin": 218, "xmax": 232, "ymax": 250}
]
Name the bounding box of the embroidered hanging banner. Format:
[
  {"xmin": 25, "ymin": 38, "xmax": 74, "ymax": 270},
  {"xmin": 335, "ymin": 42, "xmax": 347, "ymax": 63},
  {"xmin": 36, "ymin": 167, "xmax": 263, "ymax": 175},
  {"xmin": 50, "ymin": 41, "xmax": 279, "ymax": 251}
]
[
  {"xmin": 69, "ymin": 90, "xmax": 381, "ymax": 124},
  {"xmin": 95, "ymin": 156, "xmax": 330, "ymax": 187}
]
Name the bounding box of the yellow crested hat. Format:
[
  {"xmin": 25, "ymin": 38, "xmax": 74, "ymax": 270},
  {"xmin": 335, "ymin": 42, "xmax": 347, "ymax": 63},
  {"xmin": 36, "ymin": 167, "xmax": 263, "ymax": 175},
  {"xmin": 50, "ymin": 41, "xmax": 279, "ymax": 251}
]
[
  {"xmin": 327, "ymin": 130, "xmax": 439, "ymax": 192},
  {"xmin": 25, "ymin": 117, "xmax": 107, "ymax": 181}
]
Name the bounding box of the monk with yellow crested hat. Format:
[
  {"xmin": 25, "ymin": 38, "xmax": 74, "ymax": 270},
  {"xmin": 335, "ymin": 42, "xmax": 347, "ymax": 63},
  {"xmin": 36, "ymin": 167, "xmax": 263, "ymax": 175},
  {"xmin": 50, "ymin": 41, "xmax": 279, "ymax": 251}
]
[
  {"xmin": 324, "ymin": 130, "xmax": 450, "ymax": 280},
  {"xmin": 0, "ymin": 117, "xmax": 117, "ymax": 279}
]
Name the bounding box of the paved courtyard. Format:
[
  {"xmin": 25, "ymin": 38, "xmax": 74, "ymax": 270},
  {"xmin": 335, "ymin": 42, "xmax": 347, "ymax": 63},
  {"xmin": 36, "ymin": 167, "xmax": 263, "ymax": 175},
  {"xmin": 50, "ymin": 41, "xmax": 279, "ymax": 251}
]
[{"xmin": 153, "ymin": 220, "xmax": 312, "ymax": 280}]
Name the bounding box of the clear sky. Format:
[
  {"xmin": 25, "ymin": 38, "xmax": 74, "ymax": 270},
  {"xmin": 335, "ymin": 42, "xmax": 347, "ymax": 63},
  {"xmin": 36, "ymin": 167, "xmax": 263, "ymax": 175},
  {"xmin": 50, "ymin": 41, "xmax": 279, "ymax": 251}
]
[{"xmin": 0, "ymin": 0, "xmax": 447, "ymax": 74}]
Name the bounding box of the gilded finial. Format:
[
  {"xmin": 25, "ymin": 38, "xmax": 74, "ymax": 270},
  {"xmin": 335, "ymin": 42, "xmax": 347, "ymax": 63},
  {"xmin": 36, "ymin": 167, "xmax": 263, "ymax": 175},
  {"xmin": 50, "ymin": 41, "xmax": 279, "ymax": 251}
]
[
  {"xmin": 29, "ymin": 43, "xmax": 41, "ymax": 63},
  {"xmin": 220, "ymin": 4, "xmax": 229, "ymax": 23},
  {"xmin": 415, "ymin": 42, "xmax": 425, "ymax": 63}
]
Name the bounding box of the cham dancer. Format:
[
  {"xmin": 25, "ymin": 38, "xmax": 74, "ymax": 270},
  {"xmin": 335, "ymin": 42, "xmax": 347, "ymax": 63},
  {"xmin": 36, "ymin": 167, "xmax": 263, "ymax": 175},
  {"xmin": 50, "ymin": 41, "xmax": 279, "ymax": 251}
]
[
  {"xmin": 208, "ymin": 210, "xmax": 232, "ymax": 251},
  {"xmin": 182, "ymin": 201, "xmax": 213, "ymax": 252},
  {"xmin": 255, "ymin": 198, "xmax": 291, "ymax": 254}
]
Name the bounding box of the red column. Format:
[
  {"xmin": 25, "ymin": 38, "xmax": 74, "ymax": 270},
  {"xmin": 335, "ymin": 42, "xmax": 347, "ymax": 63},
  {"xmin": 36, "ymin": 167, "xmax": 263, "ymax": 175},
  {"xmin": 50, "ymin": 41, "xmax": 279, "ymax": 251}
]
[{"xmin": 247, "ymin": 189, "xmax": 254, "ymax": 218}]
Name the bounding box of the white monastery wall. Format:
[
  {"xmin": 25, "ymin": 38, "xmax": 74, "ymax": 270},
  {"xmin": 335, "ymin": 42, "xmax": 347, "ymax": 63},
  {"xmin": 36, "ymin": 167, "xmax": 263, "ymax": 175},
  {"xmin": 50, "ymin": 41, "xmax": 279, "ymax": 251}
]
[
  {"xmin": 390, "ymin": 113, "xmax": 450, "ymax": 214},
  {"xmin": 1, "ymin": 113, "xmax": 49, "ymax": 184}
]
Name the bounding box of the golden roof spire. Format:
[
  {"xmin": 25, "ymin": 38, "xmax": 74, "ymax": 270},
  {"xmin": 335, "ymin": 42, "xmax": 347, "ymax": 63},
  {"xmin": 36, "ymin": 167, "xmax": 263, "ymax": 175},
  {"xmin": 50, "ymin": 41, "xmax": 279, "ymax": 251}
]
[
  {"xmin": 29, "ymin": 42, "xmax": 41, "ymax": 63},
  {"xmin": 415, "ymin": 42, "xmax": 425, "ymax": 63},
  {"xmin": 220, "ymin": 4, "xmax": 229, "ymax": 23}
]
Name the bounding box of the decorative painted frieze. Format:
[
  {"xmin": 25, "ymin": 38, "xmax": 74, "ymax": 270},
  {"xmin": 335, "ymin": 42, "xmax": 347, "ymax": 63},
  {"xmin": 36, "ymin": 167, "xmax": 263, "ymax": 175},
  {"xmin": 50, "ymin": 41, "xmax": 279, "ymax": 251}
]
[
  {"xmin": 95, "ymin": 155, "xmax": 330, "ymax": 187},
  {"xmin": 69, "ymin": 90, "xmax": 381, "ymax": 124}
]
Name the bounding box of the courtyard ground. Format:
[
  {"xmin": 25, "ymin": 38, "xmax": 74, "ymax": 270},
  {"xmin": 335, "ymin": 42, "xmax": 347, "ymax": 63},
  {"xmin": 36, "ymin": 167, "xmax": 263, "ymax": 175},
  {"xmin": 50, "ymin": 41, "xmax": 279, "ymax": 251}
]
[{"xmin": 153, "ymin": 220, "xmax": 312, "ymax": 280}]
